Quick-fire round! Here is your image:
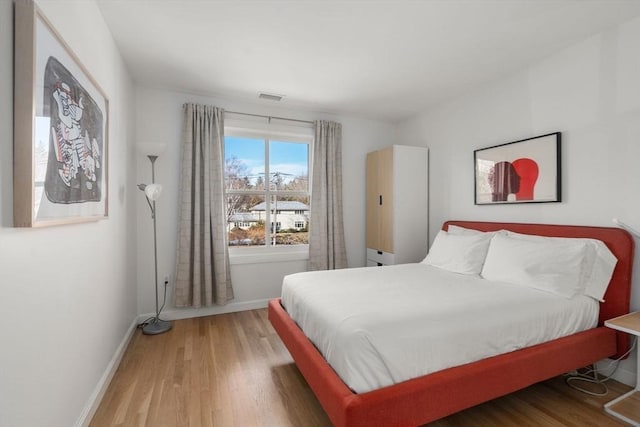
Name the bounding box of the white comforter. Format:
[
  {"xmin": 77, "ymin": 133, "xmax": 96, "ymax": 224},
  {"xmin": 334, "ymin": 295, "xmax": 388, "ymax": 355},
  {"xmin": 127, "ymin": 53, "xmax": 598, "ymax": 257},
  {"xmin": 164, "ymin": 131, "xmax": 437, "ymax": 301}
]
[{"xmin": 281, "ymin": 263, "xmax": 599, "ymax": 393}]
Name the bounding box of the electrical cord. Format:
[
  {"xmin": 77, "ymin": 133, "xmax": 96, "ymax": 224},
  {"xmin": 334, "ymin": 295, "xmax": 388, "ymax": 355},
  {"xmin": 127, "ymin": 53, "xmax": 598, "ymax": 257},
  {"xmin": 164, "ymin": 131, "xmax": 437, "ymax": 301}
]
[
  {"xmin": 566, "ymin": 366, "xmax": 608, "ymax": 396},
  {"xmin": 564, "ymin": 336, "xmax": 637, "ymax": 396},
  {"xmin": 136, "ymin": 278, "xmax": 170, "ymax": 328},
  {"xmin": 157, "ymin": 277, "xmax": 169, "ymax": 319},
  {"xmin": 137, "ymin": 316, "xmax": 155, "ymax": 328}
]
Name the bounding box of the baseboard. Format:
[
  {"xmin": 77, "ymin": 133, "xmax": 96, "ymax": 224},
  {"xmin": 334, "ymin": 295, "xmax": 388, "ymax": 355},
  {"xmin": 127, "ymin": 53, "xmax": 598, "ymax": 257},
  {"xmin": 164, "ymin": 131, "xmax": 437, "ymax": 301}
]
[
  {"xmin": 612, "ymin": 366, "xmax": 636, "ymax": 387},
  {"xmin": 74, "ymin": 317, "xmax": 138, "ymax": 427},
  {"xmin": 609, "ymin": 363, "xmax": 637, "ymax": 387},
  {"xmin": 597, "ymin": 350, "xmax": 638, "ymax": 387},
  {"xmin": 137, "ymin": 298, "xmax": 271, "ymax": 323}
]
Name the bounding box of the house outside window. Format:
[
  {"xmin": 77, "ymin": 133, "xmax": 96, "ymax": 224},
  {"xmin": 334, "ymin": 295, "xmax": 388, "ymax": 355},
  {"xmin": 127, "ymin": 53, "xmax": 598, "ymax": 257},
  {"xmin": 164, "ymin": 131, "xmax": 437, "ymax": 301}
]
[{"xmin": 224, "ymin": 125, "xmax": 311, "ymax": 251}]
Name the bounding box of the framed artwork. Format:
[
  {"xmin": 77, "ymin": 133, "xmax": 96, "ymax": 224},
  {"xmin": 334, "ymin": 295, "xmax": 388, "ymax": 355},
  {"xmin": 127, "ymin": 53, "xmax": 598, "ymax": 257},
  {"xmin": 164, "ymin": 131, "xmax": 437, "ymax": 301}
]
[
  {"xmin": 474, "ymin": 132, "xmax": 561, "ymax": 205},
  {"xmin": 14, "ymin": 0, "xmax": 109, "ymax": 227}
]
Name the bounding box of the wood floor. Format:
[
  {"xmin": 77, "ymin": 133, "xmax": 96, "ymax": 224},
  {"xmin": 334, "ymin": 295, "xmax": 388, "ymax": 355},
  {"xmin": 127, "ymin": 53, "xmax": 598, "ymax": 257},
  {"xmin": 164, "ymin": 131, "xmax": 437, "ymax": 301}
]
[{"xmin": 90, "ymin": 309, "xmax": 632, "ymax": 427}]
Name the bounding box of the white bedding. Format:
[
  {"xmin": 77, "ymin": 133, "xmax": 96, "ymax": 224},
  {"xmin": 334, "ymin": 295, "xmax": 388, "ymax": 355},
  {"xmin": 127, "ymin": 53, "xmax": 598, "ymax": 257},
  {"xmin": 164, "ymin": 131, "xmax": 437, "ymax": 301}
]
[{"xmin": 281, "ymin": 263, "xmax": 599, "ymax": 393}]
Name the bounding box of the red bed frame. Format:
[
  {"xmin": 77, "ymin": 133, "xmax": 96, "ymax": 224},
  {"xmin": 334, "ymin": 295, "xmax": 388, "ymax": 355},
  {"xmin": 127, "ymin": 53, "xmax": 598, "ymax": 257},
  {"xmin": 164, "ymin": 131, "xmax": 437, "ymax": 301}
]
[{"xmin": 268, "ymin": 221, "xmax": 634, "ymax": 427}]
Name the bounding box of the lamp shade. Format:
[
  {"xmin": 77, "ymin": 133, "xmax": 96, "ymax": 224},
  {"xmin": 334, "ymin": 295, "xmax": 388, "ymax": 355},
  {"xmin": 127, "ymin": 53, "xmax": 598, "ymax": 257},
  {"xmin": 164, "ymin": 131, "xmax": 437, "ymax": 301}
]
[
  {"xmin": 144, "ymin": 183, "xmax": 163, "ymax": 201},
  {"xmin": 137, "ymin": 143, "xmax": 167, "ymax": 157}
]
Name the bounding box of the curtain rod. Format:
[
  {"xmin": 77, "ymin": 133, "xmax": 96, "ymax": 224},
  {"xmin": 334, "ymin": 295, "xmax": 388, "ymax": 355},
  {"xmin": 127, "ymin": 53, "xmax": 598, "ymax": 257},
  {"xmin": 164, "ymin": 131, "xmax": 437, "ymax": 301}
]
[{"xmin": 225, "ymin": 110, "xmax": 314, "ymax": 125}]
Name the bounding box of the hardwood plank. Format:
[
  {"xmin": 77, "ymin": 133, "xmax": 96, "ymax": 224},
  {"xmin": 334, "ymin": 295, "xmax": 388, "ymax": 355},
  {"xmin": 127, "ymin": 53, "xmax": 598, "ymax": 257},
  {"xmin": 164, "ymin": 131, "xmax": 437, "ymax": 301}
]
[{"xmin": 90, "ymin": 309, "xmax": 632, "ymax": 427}]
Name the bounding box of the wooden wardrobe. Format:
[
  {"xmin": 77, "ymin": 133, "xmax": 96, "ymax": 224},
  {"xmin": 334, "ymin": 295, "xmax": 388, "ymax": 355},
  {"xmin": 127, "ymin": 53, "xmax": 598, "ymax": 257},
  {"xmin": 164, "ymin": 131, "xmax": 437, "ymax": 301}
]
[{"xmin": 366, "ymin": 145, "xmax": 429, "ymax": 266}]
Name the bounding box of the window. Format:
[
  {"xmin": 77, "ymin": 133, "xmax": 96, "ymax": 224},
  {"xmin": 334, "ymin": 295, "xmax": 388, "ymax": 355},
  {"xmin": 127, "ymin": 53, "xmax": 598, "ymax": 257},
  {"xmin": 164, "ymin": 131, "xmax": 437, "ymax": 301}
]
[{"xmin": 224, "ymin": 127, "xmax": 311, "ymax": 250}]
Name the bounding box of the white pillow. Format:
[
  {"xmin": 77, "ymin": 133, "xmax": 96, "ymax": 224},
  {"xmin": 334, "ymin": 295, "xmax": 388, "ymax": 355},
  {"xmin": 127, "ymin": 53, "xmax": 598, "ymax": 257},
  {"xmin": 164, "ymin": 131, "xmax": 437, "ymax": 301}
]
[
  {"xmin": 504, "ymin": 231, "xmax": 617, "ymax": 301},
  {"xmin": 583, "ymin": 240, "xmax": 617, "ymax": 301},
  {"xmin": 422, "ymin": 230, "xmax": 492, "ymax": 275},
  {"xmin": 447, "ymin": 225, "xmax": 497, "ymax": 236},
  {"xmin": 481, "ymin": 233, "xmax": 588, "ymax": 298}
]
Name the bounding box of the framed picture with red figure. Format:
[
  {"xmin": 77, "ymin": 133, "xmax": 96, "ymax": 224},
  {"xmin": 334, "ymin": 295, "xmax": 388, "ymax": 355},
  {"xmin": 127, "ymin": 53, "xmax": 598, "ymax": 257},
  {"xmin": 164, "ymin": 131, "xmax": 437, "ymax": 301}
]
[{"xmin": 474, "ymin": 132, "xmax": 561, "ymax": 205}]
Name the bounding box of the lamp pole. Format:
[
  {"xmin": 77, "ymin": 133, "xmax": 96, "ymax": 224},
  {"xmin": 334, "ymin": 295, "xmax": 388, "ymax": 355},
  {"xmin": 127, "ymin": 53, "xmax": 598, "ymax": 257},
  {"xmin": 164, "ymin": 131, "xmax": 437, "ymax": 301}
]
[
  {"xmin": 142, "ymin": 154, "xmax": 172, "ymax": 335},
  {"xmin": 150, "ymin": 155, "xmax": 159, "ymax": 317}
]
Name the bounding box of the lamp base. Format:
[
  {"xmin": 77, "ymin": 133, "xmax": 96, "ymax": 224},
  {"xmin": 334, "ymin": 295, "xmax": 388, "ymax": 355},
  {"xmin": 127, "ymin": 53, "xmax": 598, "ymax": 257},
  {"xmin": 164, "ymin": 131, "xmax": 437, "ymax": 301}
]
[{"xmin": 142, "ymin": 318, "xmax": 173, "ymax": 335}]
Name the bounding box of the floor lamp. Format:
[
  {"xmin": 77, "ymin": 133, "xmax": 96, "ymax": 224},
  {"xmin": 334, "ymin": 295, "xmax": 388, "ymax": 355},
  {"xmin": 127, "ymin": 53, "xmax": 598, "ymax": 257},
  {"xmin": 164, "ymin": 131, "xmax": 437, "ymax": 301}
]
[{"xmin": 138, "ymin": 151, "xmax": 172, "ymax": 335}]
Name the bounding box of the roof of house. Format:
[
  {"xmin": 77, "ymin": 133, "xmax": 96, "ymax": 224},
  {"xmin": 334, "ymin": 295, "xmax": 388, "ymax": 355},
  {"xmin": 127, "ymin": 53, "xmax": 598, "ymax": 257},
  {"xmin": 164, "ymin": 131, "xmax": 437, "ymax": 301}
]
[{"xmin": 228, "ymin": 213, "xmax": 259, "ymax": 222}]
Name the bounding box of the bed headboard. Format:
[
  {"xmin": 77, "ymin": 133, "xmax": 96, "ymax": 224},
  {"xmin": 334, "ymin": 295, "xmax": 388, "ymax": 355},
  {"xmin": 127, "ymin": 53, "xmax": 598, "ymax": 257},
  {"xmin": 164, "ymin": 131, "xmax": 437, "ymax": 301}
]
[{"xmin": 443, "ymin": 220, "xmax": 634, "ymax": 357}]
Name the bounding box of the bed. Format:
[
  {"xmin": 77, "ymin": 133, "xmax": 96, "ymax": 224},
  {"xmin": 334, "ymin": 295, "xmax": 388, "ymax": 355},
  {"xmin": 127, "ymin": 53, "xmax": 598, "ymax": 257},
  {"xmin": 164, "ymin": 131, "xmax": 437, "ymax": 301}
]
[{"xmin": 268, "ymin": 221, "xmax": 634, "ymax": 427}]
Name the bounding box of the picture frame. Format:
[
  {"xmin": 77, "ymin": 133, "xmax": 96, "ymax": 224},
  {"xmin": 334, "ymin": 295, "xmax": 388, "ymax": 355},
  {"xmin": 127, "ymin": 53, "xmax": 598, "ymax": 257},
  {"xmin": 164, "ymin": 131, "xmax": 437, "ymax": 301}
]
[
  {"xmin": 14, "ymin": 0, "xmax": 109, "ymax": 227},
  {"xmin": 474, "ymin": 132, "xmax": 561, "ymax": 205}
]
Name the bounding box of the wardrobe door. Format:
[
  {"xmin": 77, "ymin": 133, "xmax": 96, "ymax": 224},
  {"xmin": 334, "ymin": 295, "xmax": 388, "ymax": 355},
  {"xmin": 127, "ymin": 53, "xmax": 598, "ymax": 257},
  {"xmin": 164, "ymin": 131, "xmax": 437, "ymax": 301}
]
[
  {"xmin": 377, "ymin": 146, "xmax": 394, "ymax": 254},
  {"xmin": 366, "ymin": 150, "xmax": 380, "ymax": 251}
]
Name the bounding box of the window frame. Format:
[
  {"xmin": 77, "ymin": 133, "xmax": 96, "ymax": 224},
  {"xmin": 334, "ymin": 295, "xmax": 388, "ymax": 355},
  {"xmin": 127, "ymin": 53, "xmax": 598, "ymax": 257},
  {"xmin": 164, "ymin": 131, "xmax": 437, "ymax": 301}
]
[{"xmin": 224, "ymin": 120, "xmax": 313, "ymax": 263}]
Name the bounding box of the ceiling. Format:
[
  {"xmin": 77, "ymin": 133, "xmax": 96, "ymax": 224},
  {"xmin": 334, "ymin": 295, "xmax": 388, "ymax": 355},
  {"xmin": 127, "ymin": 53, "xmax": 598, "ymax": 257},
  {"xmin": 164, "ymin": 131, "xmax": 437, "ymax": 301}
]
[{"xmin": 96, "ymin": 0, "xmax": 640, "ymax": 122}]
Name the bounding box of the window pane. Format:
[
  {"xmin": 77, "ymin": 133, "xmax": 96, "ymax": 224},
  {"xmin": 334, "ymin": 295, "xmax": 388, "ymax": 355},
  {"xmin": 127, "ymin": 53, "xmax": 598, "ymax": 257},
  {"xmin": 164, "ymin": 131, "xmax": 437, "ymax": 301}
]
[
  {"xmin": 225, "ymin": 132, "xmax": 310, "ymax": 250},
  {"xmin": 227, "ymin": 195, "xmax": 266, "ymax": 247},
  {"xmin": 271, "ymin": 195, "xmax": 309, "ymax": 246},
  {"xmin": 269, "ymin": 141, "xmax": 308, "ymax": 192},
  {"xmin": 224, "ymin": 136, "xmax": 265, "ymax": 190}
]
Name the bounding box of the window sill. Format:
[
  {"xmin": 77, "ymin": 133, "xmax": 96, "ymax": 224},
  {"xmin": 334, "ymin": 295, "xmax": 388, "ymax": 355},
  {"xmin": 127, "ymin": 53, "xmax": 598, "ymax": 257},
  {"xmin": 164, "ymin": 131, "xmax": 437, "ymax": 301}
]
[{"xmin": 229, "ymin": 247, "xmax": 309, "ymax": 265}]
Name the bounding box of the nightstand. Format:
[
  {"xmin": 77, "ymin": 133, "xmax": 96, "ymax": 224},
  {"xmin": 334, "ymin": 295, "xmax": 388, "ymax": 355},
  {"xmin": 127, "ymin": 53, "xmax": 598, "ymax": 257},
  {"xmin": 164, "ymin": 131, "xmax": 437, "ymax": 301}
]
[{"xmin": 604, "ymin": 312, "xmax": 640, "ymax": 426}]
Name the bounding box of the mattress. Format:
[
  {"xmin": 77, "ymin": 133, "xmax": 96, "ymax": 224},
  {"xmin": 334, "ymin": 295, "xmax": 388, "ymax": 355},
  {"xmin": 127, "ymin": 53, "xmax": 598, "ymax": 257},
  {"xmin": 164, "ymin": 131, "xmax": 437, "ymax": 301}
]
[{"xmin": 281, "ymin": 263, "xmax": 599, "ymax": 393}]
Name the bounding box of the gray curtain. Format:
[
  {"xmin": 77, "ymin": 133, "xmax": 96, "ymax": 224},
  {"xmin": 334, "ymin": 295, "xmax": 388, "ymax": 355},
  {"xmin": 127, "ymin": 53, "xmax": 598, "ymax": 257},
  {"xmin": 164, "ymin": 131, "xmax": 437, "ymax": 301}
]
[
  {"xmin": 174, "ymin": 103, "xmax": 233, "ymax": 307},
  {"xmin": 309, "ymin": 120, "xmax": 348, "ymax": 270}
]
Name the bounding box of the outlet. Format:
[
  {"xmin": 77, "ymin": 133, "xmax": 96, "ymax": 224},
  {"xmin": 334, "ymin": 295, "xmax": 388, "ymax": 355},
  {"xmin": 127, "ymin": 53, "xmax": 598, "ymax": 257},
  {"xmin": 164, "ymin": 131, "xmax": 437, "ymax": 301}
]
[{"xmin": 164, "ymin": 275, "xmax": 170, "ymax": 286}]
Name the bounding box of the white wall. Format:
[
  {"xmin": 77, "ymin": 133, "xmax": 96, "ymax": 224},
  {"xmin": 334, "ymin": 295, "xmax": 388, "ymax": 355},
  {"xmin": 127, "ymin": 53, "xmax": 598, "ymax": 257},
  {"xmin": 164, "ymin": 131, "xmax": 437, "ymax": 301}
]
[
  {"xmin": 135, "ymin": 86, "xmax": 396, "ymax": 318},
  {"xmin": 0, "ymin": 1, "xmax": 137, "ymax": 426},
  {"xmin": 398, "ymin": 16, "xmax": 640, "ymax": 385}
]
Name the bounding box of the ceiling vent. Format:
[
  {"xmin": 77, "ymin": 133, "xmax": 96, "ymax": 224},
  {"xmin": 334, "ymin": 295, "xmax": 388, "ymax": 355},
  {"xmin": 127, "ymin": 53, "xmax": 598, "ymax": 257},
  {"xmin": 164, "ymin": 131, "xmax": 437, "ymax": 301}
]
[{"xmin": 258, "ymin": 92, "xmax": 284, "ymax": 102}]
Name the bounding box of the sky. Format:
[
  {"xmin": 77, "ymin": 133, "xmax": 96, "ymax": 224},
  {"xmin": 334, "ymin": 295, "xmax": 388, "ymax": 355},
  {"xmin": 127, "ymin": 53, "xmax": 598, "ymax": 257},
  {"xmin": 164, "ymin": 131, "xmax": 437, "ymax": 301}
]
[{"xmin": 224, "ymin": 136, "xmax": 309, "ymax": 182}]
